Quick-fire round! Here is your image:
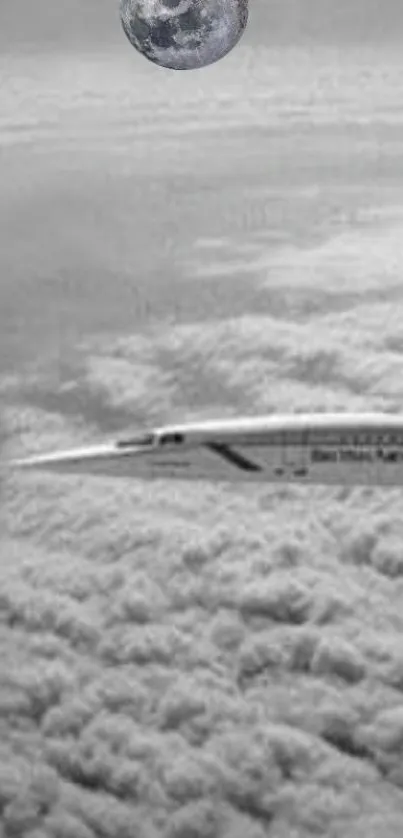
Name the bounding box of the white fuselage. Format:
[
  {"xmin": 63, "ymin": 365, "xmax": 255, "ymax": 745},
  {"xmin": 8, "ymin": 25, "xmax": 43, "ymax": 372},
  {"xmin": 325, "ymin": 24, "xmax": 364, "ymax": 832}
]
[
  {"xmin": 143, "ymin": 412, "xmax": 403, "ymax": 485},
  {"xmin": 11, "ymin": 413, "xmax": 403, "ymax": 486}
]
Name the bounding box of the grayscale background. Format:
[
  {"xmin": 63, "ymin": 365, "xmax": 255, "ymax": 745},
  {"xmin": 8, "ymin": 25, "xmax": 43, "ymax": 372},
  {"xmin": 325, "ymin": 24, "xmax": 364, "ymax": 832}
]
[{"xmin": 2, "ymin": 2, "xmax": 403, "ymax": 836}]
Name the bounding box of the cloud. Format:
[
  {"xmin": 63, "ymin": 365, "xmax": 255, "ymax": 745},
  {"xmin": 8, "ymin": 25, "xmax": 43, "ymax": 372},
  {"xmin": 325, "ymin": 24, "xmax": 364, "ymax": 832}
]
[
  {"xmin": 13, "ymin": 205, "xmax": 393, "ymax": 434},
  {"xmin": 4, "ymin": 478, "xmax": 403, "ymax": 836},
  {"xmin": 3, "ymin": 46, "xmax": 403, "ymax": 837}
]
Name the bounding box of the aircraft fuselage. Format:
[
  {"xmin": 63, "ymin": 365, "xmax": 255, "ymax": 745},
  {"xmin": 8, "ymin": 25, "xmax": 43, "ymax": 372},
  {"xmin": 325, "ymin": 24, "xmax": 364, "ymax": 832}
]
[{"xmin": 12, "ymin": 413, "xmax": 403, "ymax": 486}]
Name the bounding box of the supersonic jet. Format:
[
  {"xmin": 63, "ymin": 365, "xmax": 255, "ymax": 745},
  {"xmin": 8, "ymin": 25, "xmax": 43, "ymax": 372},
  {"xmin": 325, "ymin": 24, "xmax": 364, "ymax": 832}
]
[{"xmin": 7, "ymin": 412, "xmax": 403, "ymax": 486}]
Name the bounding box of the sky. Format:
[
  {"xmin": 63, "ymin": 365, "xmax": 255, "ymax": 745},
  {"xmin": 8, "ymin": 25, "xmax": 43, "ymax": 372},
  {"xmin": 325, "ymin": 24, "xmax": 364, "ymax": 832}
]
[
  {"xmin": 1, "ymin": 0, "xmax": 403, "ymax": 52},
  {"xmin": 3, "ymin": 2, "xmax": 403, "ymax": 838}
]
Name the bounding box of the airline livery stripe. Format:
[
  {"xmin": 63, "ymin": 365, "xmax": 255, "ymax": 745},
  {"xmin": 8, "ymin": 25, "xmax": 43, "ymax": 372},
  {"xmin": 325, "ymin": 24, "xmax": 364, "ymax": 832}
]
[{"xmin": 206, "ymin": 443, "xmax": 262, "ymax": 472}]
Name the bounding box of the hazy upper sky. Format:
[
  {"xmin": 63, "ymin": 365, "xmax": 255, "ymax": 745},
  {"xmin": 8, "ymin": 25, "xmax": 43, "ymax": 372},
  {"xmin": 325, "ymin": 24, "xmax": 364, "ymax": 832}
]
[{"xmin": 1, "ymin": 0, "xmax": 403, "ymax": 53}]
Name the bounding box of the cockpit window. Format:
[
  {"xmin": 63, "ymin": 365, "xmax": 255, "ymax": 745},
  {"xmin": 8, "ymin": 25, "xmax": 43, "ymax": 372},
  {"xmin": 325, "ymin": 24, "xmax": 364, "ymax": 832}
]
[
  {"xmin": 159, "ymin": 432, "xmax": 185, "ymax": 446},
  {"xmin": 116, "ymin": 432, "xmax": 156, "ymax": 449}
]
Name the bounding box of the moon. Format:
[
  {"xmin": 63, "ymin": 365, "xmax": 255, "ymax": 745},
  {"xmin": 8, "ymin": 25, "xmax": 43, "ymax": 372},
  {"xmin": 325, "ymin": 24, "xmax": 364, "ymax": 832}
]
[{"xmin": 120, "ymin": 0, "xmax": 248, "ymax": 70}]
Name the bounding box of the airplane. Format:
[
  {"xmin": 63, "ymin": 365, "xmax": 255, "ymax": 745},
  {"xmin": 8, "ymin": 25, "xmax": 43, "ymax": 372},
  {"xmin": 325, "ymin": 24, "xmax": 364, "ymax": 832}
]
[{"xmin": 7, "ymin": 411, "xmax": 403, "ymax": 486}]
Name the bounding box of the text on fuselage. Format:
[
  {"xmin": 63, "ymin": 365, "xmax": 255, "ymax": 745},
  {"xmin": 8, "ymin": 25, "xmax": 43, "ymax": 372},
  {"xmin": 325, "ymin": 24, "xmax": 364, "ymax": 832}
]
[{"xmin": 311, "ymin": 447, "xmax": 403, "ymax": 464}]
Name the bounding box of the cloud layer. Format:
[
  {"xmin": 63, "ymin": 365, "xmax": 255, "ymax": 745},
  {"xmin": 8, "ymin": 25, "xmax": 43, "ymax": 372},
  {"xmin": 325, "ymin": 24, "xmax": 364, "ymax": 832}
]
[
  {"xmin": 3, "ymin": 33, "xmax": 403, "ymax": 838},
  {"xmin": 4, "ymin": 194, "xmax": 403, "ymax": 836},
  {"xmin": 4, "ymin": 464, "xmax": 403, "ymax": 837}
]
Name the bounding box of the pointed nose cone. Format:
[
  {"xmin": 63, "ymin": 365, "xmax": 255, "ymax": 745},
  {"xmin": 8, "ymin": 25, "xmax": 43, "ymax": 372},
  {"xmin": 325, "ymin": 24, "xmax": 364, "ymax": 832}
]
[
  {"xmin": 5, "ymin": 443, "xmax": 122, "ymax": 475},
  {"xmin": 4, "ymin": 440, "xmax": 148, "ymax": 479},
  {"xmin": 9, "ymin": 451, "xmax": 80, "ymax": 472}
]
